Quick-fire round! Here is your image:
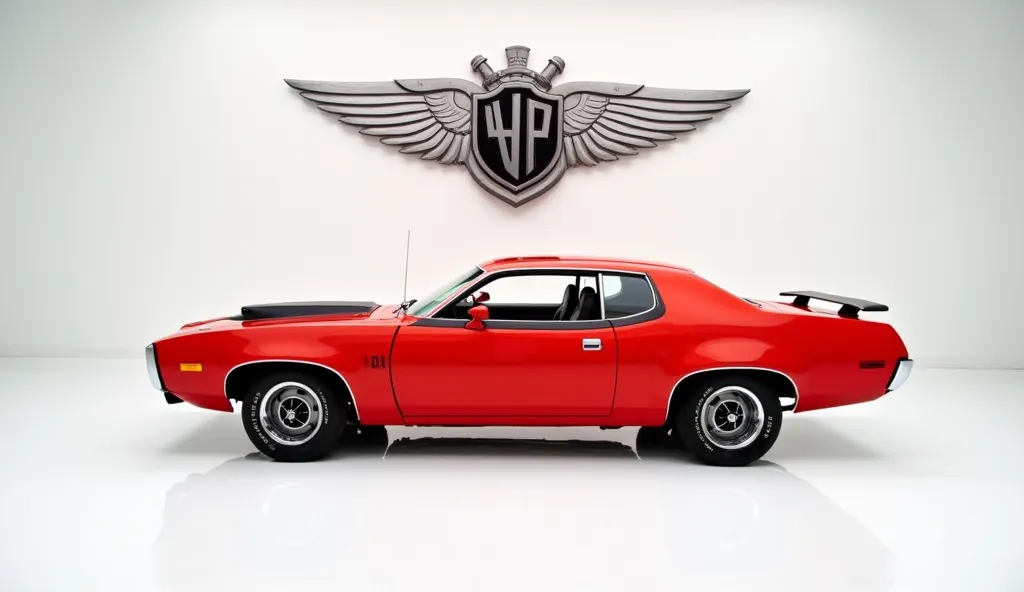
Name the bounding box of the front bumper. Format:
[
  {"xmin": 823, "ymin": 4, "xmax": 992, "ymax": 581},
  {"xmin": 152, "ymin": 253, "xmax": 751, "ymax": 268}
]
[
  {"xmin": 886, "ymin": 358, "xmax": 913, "ymax": 392},
  {"xmin": 145, "ymin": 343, "xmax": 163, "ymax": 390},
  {"xmin": 146, "ymin": 343, "xmax": 184, "ymax": 404}
]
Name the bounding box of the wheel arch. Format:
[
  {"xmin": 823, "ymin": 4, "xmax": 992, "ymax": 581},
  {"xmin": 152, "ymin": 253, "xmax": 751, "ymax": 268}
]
[
  {"xmin": 664, "ymin": 367, "xmax": 798, "ymax": 424},
  {"xmin": 224, "ymin": 360, "xmax": 360, "ymax": 423}
]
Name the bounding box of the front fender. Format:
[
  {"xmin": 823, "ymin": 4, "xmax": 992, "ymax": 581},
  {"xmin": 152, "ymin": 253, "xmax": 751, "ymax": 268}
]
[{"xmin": 154, "ymin": 323, "xmax": 405, "ymax": 424}]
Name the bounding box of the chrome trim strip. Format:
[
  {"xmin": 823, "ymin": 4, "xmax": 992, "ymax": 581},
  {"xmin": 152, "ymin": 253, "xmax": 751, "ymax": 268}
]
[
  {"xmin": 482, "ymin": 318, "xmax": 605, "ymax": 325},
  {"xmin": 423, "ymin": 266, "xmax": 658, "ymax": 323},
  {"xmin": 223, "ymin": 359, "xmax": 360, "ymax": 420},
  {"xmin": 598, "ymin": 273, "xmax": 607, "ymax": 320},
  {"xmin": 664, "ymin": 366, "xmax": 800, "ymax": 422}
]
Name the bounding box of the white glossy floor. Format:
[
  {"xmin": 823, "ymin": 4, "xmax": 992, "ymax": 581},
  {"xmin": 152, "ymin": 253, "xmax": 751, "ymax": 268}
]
[{"xmin": 0, "ymin": 359, "xmax": 1022, "ymax": 591}]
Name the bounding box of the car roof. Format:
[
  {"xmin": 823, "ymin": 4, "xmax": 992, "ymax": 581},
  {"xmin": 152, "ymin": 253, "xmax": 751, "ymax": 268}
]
[{"xmin": 479, "ymin": 255, "xmax": 693, "ymax": 274}]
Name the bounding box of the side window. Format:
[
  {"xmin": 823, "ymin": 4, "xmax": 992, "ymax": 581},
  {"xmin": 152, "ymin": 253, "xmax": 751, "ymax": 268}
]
[
  {"xmin": 601, "ymin": 274, "xmax": 655, "ymax": 319},
  {"xmin": 602, "ymin": 275, "xmax": 622, "ymax": 298},
  {"xmin": 479, "ymin": 274, "xmax": 578, "ymax": 304}
]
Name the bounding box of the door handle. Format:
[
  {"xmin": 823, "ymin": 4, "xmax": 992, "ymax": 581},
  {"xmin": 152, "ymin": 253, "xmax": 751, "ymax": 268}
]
[{"xmin": 582, "ymin": 338, "xmax": 602, "ymax": 351}]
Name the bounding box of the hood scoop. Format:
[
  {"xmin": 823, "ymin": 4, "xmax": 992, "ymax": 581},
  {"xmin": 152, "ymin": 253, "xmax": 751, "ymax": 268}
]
[{"xmin": 234, "ymin": 301, "xmax": 380, "ymax": 320}]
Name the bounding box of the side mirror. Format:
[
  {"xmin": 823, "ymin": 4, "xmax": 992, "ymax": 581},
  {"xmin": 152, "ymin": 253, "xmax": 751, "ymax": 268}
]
[
  {"xmin": 472, "ymin": 291, "xmax": 490, "ymax": 305},
  {"xmin": 465, "ymin": 304, "xmax": 489, "ymax": 330}
]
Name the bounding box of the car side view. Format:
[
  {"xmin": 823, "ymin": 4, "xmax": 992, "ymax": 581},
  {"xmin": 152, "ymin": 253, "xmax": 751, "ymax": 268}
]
[{"xmin": 145, "ymin": 256, "xmax": 912, "ymax": 466}]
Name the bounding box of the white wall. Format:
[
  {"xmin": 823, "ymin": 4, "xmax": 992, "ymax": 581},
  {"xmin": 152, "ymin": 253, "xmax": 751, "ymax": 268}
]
[{"xmin": 1, "ymin": 0, "xmax": 1022, "ymax": 366}]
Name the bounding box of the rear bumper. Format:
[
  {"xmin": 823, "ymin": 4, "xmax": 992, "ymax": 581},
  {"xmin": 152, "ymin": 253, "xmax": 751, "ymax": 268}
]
[{"xmin": 886, "ymin": 358, "xmax": 913, "ymax": 392}]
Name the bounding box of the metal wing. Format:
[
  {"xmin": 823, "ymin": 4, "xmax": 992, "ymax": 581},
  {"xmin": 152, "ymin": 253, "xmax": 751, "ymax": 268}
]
[
  {"xmin": 284, "ymin": 78, "xmax": 484, "ymax": 165},
  {"xmin": 549, "ymin": 82, "xmax": 749, "ymax": 167}
]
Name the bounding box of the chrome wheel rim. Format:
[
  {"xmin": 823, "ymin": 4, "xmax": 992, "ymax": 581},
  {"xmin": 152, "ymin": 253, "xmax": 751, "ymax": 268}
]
[
  {"xmin": 699, "ymin": 386, "xmax": 764, "ymax": 450},
  {"xmin": 259, "ymin": 381, "xmax": 323, "ymax": 446}
]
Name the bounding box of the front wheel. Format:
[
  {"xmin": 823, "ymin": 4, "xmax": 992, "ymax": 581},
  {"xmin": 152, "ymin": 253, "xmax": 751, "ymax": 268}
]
[
  {"xmin": 241, "ymin": 372, "xmax": 347, "ymax": 462},
  {"xmin": 676, "ymin": 376, "xmax": 782, "ymax": 467}
]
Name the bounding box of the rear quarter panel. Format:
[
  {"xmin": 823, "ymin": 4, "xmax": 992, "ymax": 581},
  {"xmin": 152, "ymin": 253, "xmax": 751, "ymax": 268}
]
[
  {"xmin": 775, "ymin": 310, "xmax": 908, "ymax": 411},
  {"xmin": 613, "ymin": 269, "xmax": 908, "ymax": 423},
  {"xmin": 611, "ymin": 269, "xmax": 797, "ymax": 425}
]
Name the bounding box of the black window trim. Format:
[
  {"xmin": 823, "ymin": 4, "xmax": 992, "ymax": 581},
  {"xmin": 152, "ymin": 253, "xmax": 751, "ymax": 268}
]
[{"xmin": 411, "ymin": 267, "xmax": 665, "ymax": 330}]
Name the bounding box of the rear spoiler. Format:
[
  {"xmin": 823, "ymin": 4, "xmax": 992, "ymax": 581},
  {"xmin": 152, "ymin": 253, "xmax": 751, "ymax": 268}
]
[{"xmin": 780, "ymin": 291, "xmax": 888, "ymax": 318}]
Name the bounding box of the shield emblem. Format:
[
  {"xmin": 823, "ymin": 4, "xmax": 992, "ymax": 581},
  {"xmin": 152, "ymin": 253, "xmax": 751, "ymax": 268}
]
[{"xmin": 468, "ymin": 82, "xmax": 565, "ymax": 206}]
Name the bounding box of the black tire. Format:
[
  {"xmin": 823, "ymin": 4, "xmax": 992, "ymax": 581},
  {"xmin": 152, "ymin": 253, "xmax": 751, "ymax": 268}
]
[
  {"xmin": 675, "ymin": 375, "xmax": 782, "ymax": 467},
  {"xmin": 241, "ymin": 371, "xmax": 347, "ymax": 462}
]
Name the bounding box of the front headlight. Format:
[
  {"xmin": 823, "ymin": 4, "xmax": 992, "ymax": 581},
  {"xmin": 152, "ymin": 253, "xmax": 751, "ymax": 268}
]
[
  {"xmin": 145, "ymin": 343, "xmax": 163, "ymax": 390},
  {"xmin": 887, "ymin": 358, "xmax": 913, "ymax": 392}
]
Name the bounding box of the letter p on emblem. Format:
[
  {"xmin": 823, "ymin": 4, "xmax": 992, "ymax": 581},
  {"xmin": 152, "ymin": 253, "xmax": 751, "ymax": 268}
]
[{"xmin": 526, "ymin": 98, "xmax": 551, "ymax": 176}]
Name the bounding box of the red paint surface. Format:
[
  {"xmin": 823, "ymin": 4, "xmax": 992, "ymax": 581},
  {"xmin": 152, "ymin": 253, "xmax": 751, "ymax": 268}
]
[
  {"xmin": 391, "ymin": 325, "xmax": 617, "ymax": 416},
  {"xmin": 150, "ymin": 257, "xmax": 909, "ymax": 425}
]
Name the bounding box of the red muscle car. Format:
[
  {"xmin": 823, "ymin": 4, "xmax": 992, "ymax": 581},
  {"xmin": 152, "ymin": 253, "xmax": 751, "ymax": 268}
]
[{"xmin": 145, "ymin": 256, "xmax": 912, "ymax": 466}]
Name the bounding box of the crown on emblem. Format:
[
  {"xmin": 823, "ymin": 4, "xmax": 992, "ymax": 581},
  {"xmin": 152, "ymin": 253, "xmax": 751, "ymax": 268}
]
[
  {"xmin": 505, "ymin": 45, "xmax": 530, "ymax": 67},
  {"xmin": 471, "ymin": 45, "xmax": 565, "ymax": 91}
]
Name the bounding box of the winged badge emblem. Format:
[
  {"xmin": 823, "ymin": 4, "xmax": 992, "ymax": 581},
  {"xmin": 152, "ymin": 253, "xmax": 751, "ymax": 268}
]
[{"xmin": 286, "ymin": 45, "xmax": 748, "ymax": 207}]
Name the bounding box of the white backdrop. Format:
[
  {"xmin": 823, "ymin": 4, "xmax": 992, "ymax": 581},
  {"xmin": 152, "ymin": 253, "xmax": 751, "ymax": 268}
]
[{"xmin": 1, "ymin": 0, "xmax": 1021, "ymax": 366}]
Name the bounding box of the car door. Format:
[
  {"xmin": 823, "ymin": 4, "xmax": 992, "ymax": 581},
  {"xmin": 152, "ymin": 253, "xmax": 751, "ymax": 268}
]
[
  {"xmin": 389, "ymin": 270, "xmax": 617, "ymax": 417},
  {"xmin": 389, "ymin": 320, "xmax": 617, "ymax": 417}
]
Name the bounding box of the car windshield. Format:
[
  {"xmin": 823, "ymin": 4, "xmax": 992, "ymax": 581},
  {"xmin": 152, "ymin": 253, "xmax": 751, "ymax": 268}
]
[{"xmin": 406, "ymin": 267, "xmax": 484, "ymax": 317}]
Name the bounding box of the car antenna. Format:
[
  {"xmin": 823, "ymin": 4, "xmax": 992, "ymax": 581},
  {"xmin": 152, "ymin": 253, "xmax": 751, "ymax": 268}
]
[{"xmin": 402, "ymin": 229, "xmax": 411, "ymax": 304}]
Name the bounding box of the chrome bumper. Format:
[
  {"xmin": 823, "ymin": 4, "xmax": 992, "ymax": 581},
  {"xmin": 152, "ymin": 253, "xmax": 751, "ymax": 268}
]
[
  {"xmin": 887, "ymin": 358, "xmax": 913, "ymax": 392},
  {"xmin": 145, "ymin": 343, "xmax": 163, "ymax": 391}
]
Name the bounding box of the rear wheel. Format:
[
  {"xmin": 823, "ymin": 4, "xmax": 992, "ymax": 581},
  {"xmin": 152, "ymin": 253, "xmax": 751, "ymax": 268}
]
[
  {"xmin": 676, "ymin": 376, "xmax": 782, "ymax": 467},
  {"xmin": 241, "ymin": 372, "xmax": 346, "ymax": 462}
]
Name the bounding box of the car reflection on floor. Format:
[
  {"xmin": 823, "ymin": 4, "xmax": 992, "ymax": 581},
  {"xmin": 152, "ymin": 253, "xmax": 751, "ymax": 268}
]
[{"xmin": 153, "ymin": 429, "xmax": 892, "ymax": 592}]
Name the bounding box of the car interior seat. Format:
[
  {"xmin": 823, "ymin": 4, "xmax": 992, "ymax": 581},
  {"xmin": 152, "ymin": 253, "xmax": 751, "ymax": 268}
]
[
  {"xmin": 570, "ymin": 286, "xmax": 600, "ymax": 321},
  {"xmin": 553, "ymin": 284, "xmax": 579, "ymax": 320}
]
